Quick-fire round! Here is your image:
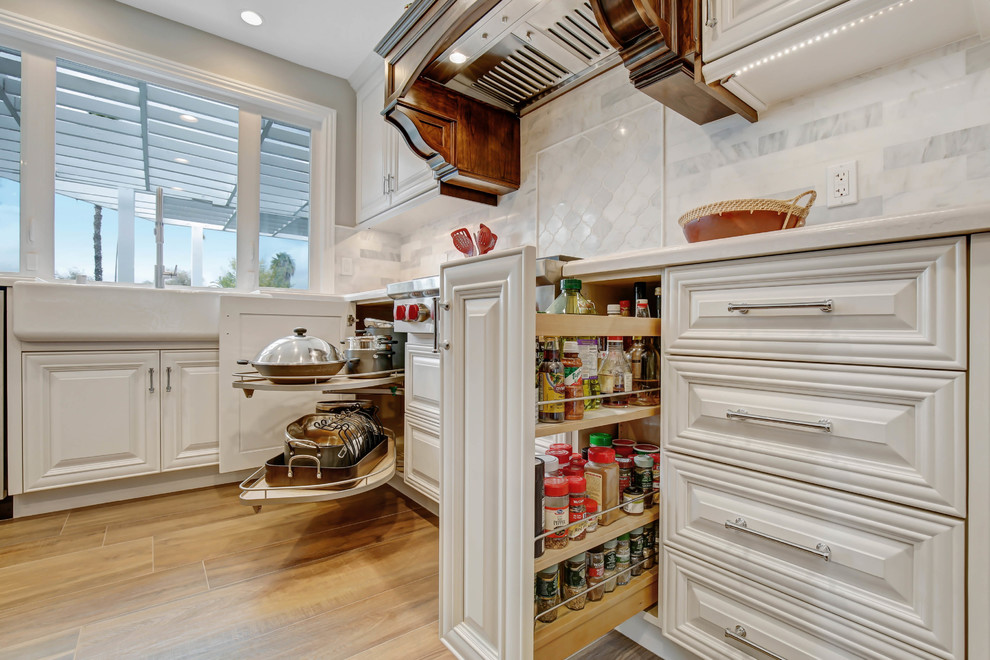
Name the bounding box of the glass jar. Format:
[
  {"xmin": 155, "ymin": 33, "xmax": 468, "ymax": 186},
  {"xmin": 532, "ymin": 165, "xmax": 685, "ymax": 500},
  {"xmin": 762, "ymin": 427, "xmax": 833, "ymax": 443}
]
[
  {"xmin": 642, "ymin": 525, "xmax": 655, "ymax": 569},
  {"xmin": 544, "ymin": 477, "xmax": 569, "ymax": 550},
  {"xmin": 545, "ymin": 278, "xmax": 597, "ymax": 315},
  {"xmin": 602, "ymin": 539, "xmax": 618, "ymax": 593},
  {"xmin": 587, "ymin": 545, "xmax": 606, "ymax": 601},
  {"xmin": 563, "ymin": 553, "xmax": 587, "ymax": 610},
  {"xmin": 634, "ymin": 455, "xmax": 654, "ymax": 507},
  {"xmin": 635, "ymin": 298, "xmax": 650, "ymax": 318},
  {"xmin": 612, "ymin": 438, "xmax": 636, "ymax": 457},
  {"xmin": 568, "ymin": 476, "xmax": 587, "ymax": 542},
  {"xmin": 562, "ymin": 341, "xmax": 584, "ymax": 421},
  {"xmin": 600, "ymin": 337, "xmax": 631, "ymax": 407},
  {"xmin": 588, "ymin": 432, "xmax": 612, "ymax": 447},
  {"xmin": 630, "ymin": 527, "xmax": 645, "ymax": 577},
  {"xmin": 606, "ymin": 304, "xmax": 621, "ymax": 316},
  {"xmin": 628, "ymin": 336, "xmax": 659, "ymax": 407},
  {"xmin": 616, "ymin": 455, "xmax": 633, "ymax": 493},
  {"xmin": 576, "ymin": 338, "xmax": 601, "ymax": 410},
  {"xmin": 622, "ymin": 485, "xmax": 645, "ymax": 515},
  {"xmin": 584, "ymin": 499, "xmax": 599, "ymax": 534},
  {"xmin": 541, "ymin": 454, "xmax": 559, "ymax": 478},
  {"xmin": 585, "ymin": 447, "xmax": 620, "ymax": 526},
  {"xmin": 563, "ymin": 455, "xmax": 587, "ymax": 477},
  {"xmin": 538, "ymin": 341, "xmax": 565, "ymax": 423},
  {"xmin": 535, "ymin": 565, "xmax": 560, "ymax": 623},
  {"xmin": 546, "ymin": 445, "xmax": 571, "ymax": 473},
  {"xmin": 619, "ymin": 300, "xmax": 631, "ymax": 317},
  {"xmin": 616, "ymin": 533, "xmax": 631, "ymax": 586}
]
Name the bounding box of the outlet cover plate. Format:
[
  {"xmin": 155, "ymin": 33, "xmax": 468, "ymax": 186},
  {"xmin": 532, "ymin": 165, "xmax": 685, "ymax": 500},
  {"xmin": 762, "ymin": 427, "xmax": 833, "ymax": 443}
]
[{"xmin": 827, "ymin": 161, "xmax": 858, "ymax": 208}]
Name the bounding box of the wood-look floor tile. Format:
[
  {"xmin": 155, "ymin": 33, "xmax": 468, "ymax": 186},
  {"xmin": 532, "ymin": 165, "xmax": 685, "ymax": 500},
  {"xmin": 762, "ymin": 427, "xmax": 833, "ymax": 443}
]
[
  {"xmin": 347, "ymin": 621, "xmax": 454, "ymax": 660},
  {"xmin": 62, "ymin": 482, "xmax": 242, "ymax": 534},
  {"xmin": 103, "ymin": 500, "xmax": 257, "ymax": 546},
  {"xmin": 0, "ymin": 537, "xmax": 153, "ymax": 613},
  {"xmin": 568, "ymin": 631, "xmax": 660, "ymax": 659},
  {"xmin": 0, "ymin": 528, "xmax": 106, "ymax": 570},
  {"xmin": 204, "ymin": 573, "xmax": 440, "ymax": 658},
  {"xmin": 0, "ymin": 628, "xmax": 80, "ymax": 660},
  {"xmin": 75, "ymin": 528, "xmax": 439, "ymax": 659},
  {"xmin": 0, "ymin": 562, "xmax": 208, "ymax": 649},
  {"xmin": 205, "ymin": 507, "xmax": 438, "ymax": 588},
  {"xmin": 0, "ymin": 512, "xmax": 68, "ymax": 549},
  {"xmin": 153, "ymin": 487, "xmax": 422, "ymax": 571}
]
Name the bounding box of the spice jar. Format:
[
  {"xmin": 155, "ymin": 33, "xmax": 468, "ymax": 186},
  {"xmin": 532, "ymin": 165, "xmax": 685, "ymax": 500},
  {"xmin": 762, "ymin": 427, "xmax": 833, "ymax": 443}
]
[
  {"xmin": 563, "ymin": 553, "xmax": 587, "ymax": 610},
  {"xmin": 630, "ymin": 526, "xmax": 645, "ymax": 577},
  {"xmin": 563, "ymin": 455, "xmax": 587, "ymax": 477},
  {"xmin": 612, "ymin": 438, "xmax": 636, "ymax": 457},
  {"xmin": 568, "ymin": 476, "xmax": 587, "ymax": 542},
  {"xmin": 606, "ymin": 304, "xmax": 621, "ymax": 316},
  {"xmin": 616, "ymin": 533, "xmax": 631, "ymax": 586},
  {"xmin": 588, "ymin": 432, "xmax": 612, "ymax": 448},
  {"xmin": 634, "ymin": 443, "xmax": 659, "ymax": 457},
  {"xmin": 602, "ymin": 539, "xmax": 618, "ymax": 593},
  {"xmin": 584, "ymin": 499, "xmax": 599, "ymax": 534},
  {"xmin": 541, "ymin": 454, "xmax": 560, "ymax": 478},
  {"xmin": 585, "ymin": 447, "xmax": 620, "ymax": 526},
  {"xmin": 562, "ymin": 341, "xmax": 584, "ymax": 421},
  {"xmin": 622, "ymin": 485, "xmax": 645, "ymax": 515},
  {"xmin": 544, "ymin": 477, "xmax": 570, "ymax": 550},
  {"xmin": 634, "ymin": 455, "xmax": 654, "ymax": 507},
  {"xmin": 538, "ymin": 341, "xmax": 565, "ymax": 423},
  {"xmin": 619, "ymin": 300, "xmax": 631, "ymax": 317},
  {"xmin": 616, "ymin": 455, "xmax": 634, "ymax": 493},
  {"xmin": 587, "ymin": 545, "xmax": 606, "ymax": 601},
  {"xmin": 546, "ymin": 445, "xmax": 571, "ymax": 474},
  {"xmin": 535, "ymin": 565, "xmax": 560, "ymax": 623},
  {"xmin": 642, "ymin": 525, "xmax": 655, "ymax": 569}
]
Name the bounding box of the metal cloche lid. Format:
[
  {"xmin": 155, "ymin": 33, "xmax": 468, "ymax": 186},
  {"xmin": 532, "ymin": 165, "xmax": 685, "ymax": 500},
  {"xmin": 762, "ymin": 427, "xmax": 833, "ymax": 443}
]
[{"xmin": 252, "ymin": 327, "xmax": 343, "ymax": 366}]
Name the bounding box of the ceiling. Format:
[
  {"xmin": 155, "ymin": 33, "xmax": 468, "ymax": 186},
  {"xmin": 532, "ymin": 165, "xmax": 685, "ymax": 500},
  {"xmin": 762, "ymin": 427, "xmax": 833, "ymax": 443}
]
[{"xmin": 114, "ymin": 0, "xmax": 410, "ymax": 80}]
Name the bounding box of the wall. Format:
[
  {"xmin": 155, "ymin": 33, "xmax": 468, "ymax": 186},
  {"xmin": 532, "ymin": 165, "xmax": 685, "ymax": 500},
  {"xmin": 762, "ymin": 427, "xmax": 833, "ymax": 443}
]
[
  {"xmin": 336, "ymin": 33, "xmax": 990, "ymax": 291},
  {"xmin": 334, "ymin": 226, "xmax": 402, "ymax": 293},
  {"xmin": 0, "ymin": 0, "xmax": 357, "ymax": 228}
]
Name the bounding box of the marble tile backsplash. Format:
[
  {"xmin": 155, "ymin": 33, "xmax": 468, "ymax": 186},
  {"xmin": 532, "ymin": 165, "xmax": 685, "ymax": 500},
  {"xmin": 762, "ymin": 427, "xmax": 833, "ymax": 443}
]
[{"xmin": 336, "ymin": 34, "xmax": 990, "ymax": 291}]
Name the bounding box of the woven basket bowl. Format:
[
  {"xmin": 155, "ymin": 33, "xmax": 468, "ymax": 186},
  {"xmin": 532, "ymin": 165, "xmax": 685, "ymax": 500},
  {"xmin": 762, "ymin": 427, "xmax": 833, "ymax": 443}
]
[{"xmin": 679, "ymin": 190, "xmax": 817, "ymax": 243}]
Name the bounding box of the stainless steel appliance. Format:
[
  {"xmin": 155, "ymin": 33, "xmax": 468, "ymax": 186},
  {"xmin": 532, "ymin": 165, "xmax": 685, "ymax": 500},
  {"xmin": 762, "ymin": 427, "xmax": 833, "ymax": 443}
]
[{"xmin": 386, "ymin": 276, "xmax": 439, "ymax": 347}]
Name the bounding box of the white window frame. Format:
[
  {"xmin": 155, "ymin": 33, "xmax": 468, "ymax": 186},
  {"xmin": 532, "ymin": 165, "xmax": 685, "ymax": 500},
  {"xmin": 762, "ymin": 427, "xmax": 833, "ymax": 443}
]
[{"xmin": 0, "ymin": 11, "xmax": 336, "ymax": 293}]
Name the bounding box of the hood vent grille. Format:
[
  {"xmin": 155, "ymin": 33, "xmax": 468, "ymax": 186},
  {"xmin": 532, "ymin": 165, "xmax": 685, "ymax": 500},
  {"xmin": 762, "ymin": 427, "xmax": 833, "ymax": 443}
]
[
  {"xmin": 474, "ymin": 44, "xmax": 569, "ymax": 106},
  {"xmin": 546, "ymin": 4, "xmax": 611, "ymax": 62}
]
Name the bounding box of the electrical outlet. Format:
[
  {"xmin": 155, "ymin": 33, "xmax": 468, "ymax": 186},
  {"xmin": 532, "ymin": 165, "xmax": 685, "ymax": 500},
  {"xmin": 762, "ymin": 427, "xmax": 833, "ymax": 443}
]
[
  {"xmin": 827, "ymin": 161, "xmax": 858, "ymax": 208},
  {"xmin": 340, "ymin": 257, "xmax": 353, "ymax": 276}
]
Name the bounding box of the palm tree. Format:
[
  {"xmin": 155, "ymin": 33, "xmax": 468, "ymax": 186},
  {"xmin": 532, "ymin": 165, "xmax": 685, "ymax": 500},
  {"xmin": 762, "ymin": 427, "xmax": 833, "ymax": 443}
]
[
  {"xmin": 93, "ymin": 205, "xmax": 103, "ymax": 281},
  {"xmin": 269, "ymin": 252, "xmax": 296, "ymax": 288}
]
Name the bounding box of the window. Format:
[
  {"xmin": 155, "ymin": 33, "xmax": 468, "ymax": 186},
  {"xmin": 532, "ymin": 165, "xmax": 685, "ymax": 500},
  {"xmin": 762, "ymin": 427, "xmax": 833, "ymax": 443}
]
[
  {"xmin": 0, "ymin": 47, "xmax": 20, "ymax": 273},
  {"xmin": 53, "ymin": 59, "xmax": 238, "ymax": 285},
  {"xmin": 259, "ymin": 117, "xmax": 310, "ymax": 289}
]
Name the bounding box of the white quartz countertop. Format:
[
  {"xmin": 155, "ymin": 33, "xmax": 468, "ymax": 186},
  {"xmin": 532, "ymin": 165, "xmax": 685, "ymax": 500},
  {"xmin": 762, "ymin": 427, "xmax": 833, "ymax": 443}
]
[{"xmin": 562, "ymin": 204, "xmax": 990, "ymax": 281}]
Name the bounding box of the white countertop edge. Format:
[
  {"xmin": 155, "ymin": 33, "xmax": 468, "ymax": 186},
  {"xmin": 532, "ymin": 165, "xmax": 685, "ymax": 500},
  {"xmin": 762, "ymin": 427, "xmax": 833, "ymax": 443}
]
[
  {"xmin": 343, "ymin": 288, "xmax": 390, "ymax": 304},
  {"xmin": 562, "ymin": 204, "xmax": 990, "ymax": 280}
]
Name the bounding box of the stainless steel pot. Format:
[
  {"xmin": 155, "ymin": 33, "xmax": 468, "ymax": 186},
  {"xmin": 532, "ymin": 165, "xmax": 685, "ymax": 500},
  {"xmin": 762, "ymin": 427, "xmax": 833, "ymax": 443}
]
[
  {"xmin": 244, "ymin": 328, "xmax": 347, "ymax": 383},
  {"xmin": 284, "ymin": 409, "xmax": 385, "ymax": 468}
]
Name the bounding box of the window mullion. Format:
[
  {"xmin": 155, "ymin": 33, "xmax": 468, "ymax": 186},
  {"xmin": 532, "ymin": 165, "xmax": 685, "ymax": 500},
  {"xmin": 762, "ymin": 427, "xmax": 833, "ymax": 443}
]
[
  {"xmin": 19, "ymin": 49, "xmax": 55, "ymax": 279},
  {"xmin": 236, "ymin": 109, "xmax": 261, "ymax": 291}
]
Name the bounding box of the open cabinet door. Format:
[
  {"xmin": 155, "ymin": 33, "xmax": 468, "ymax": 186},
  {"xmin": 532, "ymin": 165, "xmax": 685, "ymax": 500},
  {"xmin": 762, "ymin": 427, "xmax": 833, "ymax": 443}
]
[
  {"xmin": 440, "ymin": 247, "xmax": 536, "ymax": 660},
  {"xmin": 219, "ymin": 295, "xmax": 351, "ymax": 472}
]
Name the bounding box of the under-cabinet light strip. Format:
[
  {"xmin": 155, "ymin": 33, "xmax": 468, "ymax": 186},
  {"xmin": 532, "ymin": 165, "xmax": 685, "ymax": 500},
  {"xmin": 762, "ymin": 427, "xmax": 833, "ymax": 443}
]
[{"xmin": 733, "ymin": 0, "xmax": 916, "ymax": 77}]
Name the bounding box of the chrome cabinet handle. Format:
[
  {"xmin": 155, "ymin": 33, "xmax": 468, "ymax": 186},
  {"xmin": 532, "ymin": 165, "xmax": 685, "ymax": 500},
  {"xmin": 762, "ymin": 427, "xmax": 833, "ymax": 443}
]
[
  {"xmin": 388, "ymin": 173, "xmax": 395, "ymax": 193},
  {"xmin": 726, "ymin": 408, "xmax": 832, "ymax": 432},
  {"xmin": 726, "ymin": 517, "xmax": 831, "ymax": 561},
  {"xmin": 433, "ymin": 297, "xmax": 441, "ymax": 354},
  {"xmin": 148, "ymin": 367, "xmax": 155, "ymax": 393},
  {"xmin": 706, "ymin": 0, "xmax": 717, "ymax": 27},
  {"xmin": 165, "ymin": 366, "xmax": 172, "ymax": 393},
  {"xmin": 728, "ymin": 299, "xmax": 832, "ymax": 314},
  {"xmin": 724, "ymin": 626, "xmax": 786, "ymax": 660}
]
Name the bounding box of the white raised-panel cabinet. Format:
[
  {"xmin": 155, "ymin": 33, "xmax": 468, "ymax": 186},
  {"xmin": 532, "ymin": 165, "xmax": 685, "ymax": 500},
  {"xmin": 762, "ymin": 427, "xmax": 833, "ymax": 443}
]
[
  {"xmin": 406, "ymin": 343, "xmax": 441, "ymax": 420},
  {"xmin": 702, "ymin": 0, "xmax": 846, "ymax": 61},
  {"xmin": 356, "ymin": 68, "xmax": 391, "ymax": 223},
  {"xmin": 23, "ymin": 351, "xmax": 161, "ymax": 491},
  {"xmin": 355, "ymin": 66, "xmax": 435, "ymax": 225},
  {"xmin": 404, "ymin": 343, "xmax": 442, "ymax": 503},
  {"xmin": 161, "ymin": 350, "xmax": 219, "ymax": 471},
  {"xmin": 440, "ymin": 247, "xmax": 536, "ymax": 660},
  {"xmin": 404, "ymin": 416, "xmax": 441, "ymax": 503}
]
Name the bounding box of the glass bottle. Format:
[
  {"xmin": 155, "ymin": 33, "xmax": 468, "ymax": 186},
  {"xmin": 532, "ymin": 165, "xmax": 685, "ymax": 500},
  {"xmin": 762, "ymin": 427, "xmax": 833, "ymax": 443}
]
[
  {"xmin": 545, "ymin": 278, "xmax": 597, "ymax": 315},
  {"xmin": 602, "ymin": 539, "xmax": 618, "ymax": 593},
  {"xmin": 577, "ymin": 338, "xmax": 601, "ymax": 410},
  {"xmin": 563, "ymin": 553, "xmax": 587, "ymax": 610},
  {"xmin": 630, "ymin": 526, "xmax": 645, "ymax": 577},
  {"xmin": 567, "ymin": 475, "xmax": 587, "ymax": 542},
  {"xmin": 544, "ymin": 476, "xmax": 570, "ymax": 550},
  {"xmin": 562, "ymin": 341, "xmax": 584, "ymax": 421},
  {"xmin": 616, "ymin": 533, "xmax": 631, "ymax": 586},
  {"xmin": 535, "ymin": 565, "xmax": 560, "ymax": 623},
  {"xmin": 635, "ymin": 298, "xmax": 650, "ymax": 318},
  {"xmin": 655, "ymin": 286, "xmax": 662, "ymax": 319},
  {"xmin": 538, "ymin": 341, "xmax": 565, "ymax": 423},
  {"xmin": 587, "ymin": 545, "xmax": 606, "ymax": 601},
  {"xmin": 629, "ymin": 337, "xmax": 660, "ymax": 406},
  {"xmin": 599, "ymin": 337, "xmax": 631, "ymax": 408},
  {"xmin": 535, "ymin": 337, "xmax": 544, "ymax": 422}
]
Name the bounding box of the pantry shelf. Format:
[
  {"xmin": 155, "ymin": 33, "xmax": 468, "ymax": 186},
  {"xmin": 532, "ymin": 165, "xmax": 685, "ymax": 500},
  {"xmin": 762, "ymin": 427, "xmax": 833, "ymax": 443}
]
[
  {"xmin": 535, "ymin": 505, "xmax": 660, "ymax": 572},
  {"xmin": 535, "ymin": 405, "xmax": 660, "ymax": 437},
  {"xmin": 535, "ymin": 314, "xmax": 661, "ymax": 338},
  {"xmin": 534, "ymin": 567, "xmax": 659, "ymax": 659}
]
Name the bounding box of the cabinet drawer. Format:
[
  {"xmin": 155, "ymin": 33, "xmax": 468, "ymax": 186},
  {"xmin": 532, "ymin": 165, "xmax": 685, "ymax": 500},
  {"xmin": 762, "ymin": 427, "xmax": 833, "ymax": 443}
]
[
  {"xmin": 664, "ymin": 237, "xmax": 966, "ymax": 369},
  {"xmin": 665, "ymin": 455, "xmax": 964, "ymax": 659},
  {"xmin": 664, "ymin": 548, "xmax": 935, "ymax": 660},
  {"xmin": 664, "ymin": 356, "xmax": 966, "ymax": 515},
  {"xmin": 404, "ymin": 414, "xmax": 440, "ymax": 503},
  {"xmin": 405, "ymin": 344, "xmax": 441, "ymax": 421}
]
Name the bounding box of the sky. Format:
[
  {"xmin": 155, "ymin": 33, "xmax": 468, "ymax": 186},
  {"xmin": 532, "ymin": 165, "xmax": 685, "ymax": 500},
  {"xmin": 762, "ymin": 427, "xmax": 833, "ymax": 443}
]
[{"xmin": 0, "ymin": 178, "xmax": 309, "ymax": 288}]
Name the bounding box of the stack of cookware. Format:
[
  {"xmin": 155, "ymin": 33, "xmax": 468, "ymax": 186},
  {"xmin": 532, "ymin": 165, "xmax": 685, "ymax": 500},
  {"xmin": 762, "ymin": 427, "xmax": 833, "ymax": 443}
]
[{"xmin": 265, "ymin": 400, "xmax": 391, "ymax": 488}]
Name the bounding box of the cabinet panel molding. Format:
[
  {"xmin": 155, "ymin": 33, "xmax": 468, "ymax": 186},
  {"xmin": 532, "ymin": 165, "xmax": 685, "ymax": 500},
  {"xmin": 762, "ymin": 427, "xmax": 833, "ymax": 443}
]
[{"xmin": 161, "ymin": 350, "xmax": 219, "ymax": 471}]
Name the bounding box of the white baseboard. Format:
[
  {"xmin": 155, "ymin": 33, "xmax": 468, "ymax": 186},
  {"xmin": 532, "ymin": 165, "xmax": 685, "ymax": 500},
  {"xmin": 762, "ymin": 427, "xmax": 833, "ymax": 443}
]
[
  {"xmin": 388, "ymin": 473, "xmax": 439, "ymax": 517},
  {"xmin": 615, "ymin": 612, "xmax": 701, "ymax": 660},
  {"xmin": 12, "ymin": 467, "xmax": 251, "ymax": 517}
]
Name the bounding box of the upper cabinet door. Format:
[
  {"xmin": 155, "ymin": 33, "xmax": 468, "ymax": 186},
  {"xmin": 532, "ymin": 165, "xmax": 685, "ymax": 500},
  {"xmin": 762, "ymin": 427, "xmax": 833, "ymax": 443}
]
[
  {"xmin": 161, "ymin": 350, "xmax": 219, "ymax": 471},
  {"xmin": 440, "ymin": 247, "xmax": 536, "ymax": 660},
  {"xmin": 356, "ymin": 68, "xmax": 391, "ymax": 223},
  {"xmin": 389, "ymin": 120, "xmax": 436, "ymax": 209},
  {"xmin": 218, "ymin": 295, "xmax": 351, "ymax": 472},
  {"xmin": 22, "ymin": 351, "xmax": 161, "ymax": 491},
  {"xmin": 702, "ymin": 0, "xmax": 847, "ymax": 62}
]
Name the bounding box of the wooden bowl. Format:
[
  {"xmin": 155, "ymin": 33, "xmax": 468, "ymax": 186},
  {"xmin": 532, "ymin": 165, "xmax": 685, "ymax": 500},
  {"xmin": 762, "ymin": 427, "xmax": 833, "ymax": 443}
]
[{"xmin": 679, "ymin": 190, "xmax": 817, "ymax": 244}]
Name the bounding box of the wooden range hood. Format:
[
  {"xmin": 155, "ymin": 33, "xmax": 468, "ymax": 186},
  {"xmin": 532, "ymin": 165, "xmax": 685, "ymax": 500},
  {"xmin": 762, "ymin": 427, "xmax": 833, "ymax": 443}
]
[{"xmin": 375, "ymin": 0, "xmax": 754, "ymax": 206}]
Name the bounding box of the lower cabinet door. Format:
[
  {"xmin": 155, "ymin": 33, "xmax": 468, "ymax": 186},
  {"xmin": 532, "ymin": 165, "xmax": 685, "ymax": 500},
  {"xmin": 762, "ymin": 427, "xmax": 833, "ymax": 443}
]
[
  {"xmin": 161, "ymin": 350, "xmax": 219, "ymax": 471},
  {"xmin": 664, "ymin": 548, "xmax": 936, "ymax": 660},
  {"xmin": 22, "ymin": 351, "xmax": 161, "ymax": 491},
  {"xmin": 404, "ymin": 414, "xmax": 440, "ymax": 503}
]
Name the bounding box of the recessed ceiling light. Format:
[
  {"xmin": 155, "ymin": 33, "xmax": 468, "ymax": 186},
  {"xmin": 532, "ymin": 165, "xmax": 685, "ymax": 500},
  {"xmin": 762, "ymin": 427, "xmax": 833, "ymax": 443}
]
[
  {"xmin": 449, "ymin": 52, "xmax": 468, "ymax": 64},
  {"xmin": 174, "ymin": 157, "xmax": 189, "ymax": 164},
  {"xmin": 240, "ymin": 10, "xmax": 264, "ymax": 26},
  {"xmin": 178, "ymin": 114, "xmax": 198, "ymax": 123}
]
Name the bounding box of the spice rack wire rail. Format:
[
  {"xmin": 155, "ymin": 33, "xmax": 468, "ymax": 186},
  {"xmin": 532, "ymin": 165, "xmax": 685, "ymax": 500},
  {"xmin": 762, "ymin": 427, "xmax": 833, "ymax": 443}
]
[
  {"xmin": 535, "ymin": 503, "xmax": 660, "ymax": 572},
  {"xmin": 535, "ymin": 315, "xmax": 661, "ymax": 338},
  {"xmin": 535, "ymin": 404, "xmax": 659, "ymax": 437}
]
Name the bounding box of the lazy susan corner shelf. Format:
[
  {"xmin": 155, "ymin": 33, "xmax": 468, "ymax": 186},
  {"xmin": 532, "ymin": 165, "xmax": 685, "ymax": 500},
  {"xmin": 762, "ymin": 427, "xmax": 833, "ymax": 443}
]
[{"xmin": 231, "ymin": 369, "xmax": 404, "ymax": 398}]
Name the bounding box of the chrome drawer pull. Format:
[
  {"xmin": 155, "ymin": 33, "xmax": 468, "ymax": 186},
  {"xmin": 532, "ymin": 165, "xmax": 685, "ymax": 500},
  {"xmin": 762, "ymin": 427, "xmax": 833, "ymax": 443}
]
[
  {"xmin": 724, "ymin": 625, "xmax": 787, "ymax": 660},
  {"xmin": 728, "ymin": 299, "xmax": 832, "ymax": 314},
  {"xmin": 726, "ymin": 517, "xmax": 831, "ymax": 561},
  {"xmin": 727, "ymin": 409, "xmax": 832, "ymax": 433}
]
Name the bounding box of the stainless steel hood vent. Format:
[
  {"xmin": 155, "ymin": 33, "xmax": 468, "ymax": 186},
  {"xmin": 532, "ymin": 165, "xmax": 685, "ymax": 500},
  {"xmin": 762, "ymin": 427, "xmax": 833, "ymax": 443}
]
[{"xmin": 424, "ymin": 0, "xmax": 619, "ymax": 114}]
